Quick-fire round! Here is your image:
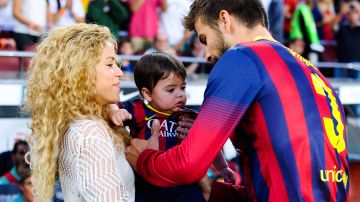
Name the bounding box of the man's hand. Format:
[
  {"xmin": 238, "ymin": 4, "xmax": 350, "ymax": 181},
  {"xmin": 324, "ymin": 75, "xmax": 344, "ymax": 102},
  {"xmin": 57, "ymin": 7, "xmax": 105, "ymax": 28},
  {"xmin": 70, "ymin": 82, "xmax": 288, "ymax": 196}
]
[
  {"xmin": 176, "ymin": 115, "xmax": 195, "ymax": 139},
  {"xmin": 125, "ymin": 119, "xmax": 160, "ymax": 171}
]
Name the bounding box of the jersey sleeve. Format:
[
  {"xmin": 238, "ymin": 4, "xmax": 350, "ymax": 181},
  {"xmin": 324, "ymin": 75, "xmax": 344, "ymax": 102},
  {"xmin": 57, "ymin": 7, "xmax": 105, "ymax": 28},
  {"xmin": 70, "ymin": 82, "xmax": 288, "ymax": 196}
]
[{"xmin": 136, "ymin": 47, "xmax": 265, "ymax": 186}]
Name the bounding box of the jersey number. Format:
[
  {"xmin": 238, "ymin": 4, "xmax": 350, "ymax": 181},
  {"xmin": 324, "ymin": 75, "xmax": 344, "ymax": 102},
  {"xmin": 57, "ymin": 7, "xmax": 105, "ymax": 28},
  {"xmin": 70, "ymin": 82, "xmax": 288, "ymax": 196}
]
[{"xmin": 311, "ymin": 73, "xmax": 345, "ymax": 153}]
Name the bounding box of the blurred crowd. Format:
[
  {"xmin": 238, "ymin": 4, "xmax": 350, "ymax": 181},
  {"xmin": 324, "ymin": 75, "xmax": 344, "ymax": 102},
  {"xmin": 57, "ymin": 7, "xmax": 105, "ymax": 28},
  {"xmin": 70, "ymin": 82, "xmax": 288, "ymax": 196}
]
[
  {"xmin": 0, "ymin": 0, "xmax": 360, "ymax": 78},
  {"xmin": 0, "ymin": 140, "xmax": 33, "ymax": 202}
]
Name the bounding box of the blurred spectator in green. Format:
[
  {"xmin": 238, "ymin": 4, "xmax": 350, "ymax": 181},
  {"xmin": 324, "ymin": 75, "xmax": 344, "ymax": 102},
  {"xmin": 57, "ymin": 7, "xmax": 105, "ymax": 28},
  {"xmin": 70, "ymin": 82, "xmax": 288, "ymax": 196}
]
[
  {"xmin": 290, "ymin": 0, "xmax": 324, "ymax": 62},
  {"xmin": 86, "ymin": 0, "xmax": 128, "ymax": 38}
]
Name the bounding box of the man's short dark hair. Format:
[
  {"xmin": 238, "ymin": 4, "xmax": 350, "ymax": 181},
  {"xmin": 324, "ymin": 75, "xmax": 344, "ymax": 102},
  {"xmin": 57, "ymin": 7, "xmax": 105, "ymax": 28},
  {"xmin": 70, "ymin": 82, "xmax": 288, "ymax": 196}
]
[
  {"xmin": 183, "ymin": 0, "xmax": 269, "ymax": 31},
  {"xmin": 134, "ymin": 52, "xmax": 186, "ymax": 96}
]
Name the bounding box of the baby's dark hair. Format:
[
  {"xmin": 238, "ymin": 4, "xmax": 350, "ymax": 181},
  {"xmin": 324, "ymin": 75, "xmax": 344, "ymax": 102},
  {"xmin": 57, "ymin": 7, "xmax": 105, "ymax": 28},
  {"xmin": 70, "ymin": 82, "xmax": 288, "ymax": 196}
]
[{"xmin": 134, "ymin": 52, "xmax": 186, "ymax": 96}]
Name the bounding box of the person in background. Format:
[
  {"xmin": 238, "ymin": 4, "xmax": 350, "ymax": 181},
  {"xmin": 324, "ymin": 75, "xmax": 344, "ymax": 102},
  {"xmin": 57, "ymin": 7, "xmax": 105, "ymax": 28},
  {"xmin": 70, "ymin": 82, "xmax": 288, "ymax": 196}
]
[
  {"xmin": 7, "ymin": 169, "xmax": 34, "ymax": 202},
  {"xmin": 48, "ymin": 0, "xmax": 85, "ymax": 29},
  {"xmin": 143, "ymin": 32, "xmax": 176, "ymax": 56},
  {"xmin": 0, "ymin": 140, "xmax": 29, "ymax": 185},
  {"xmin": 17, "ymin": 173, "xmax": 34, "ymax": 202},
  {"xmin": 86, "ymin": 0, "xmax": 129, "ymax": 38},
  {"xmin": 315, "ymin": 0, "xmax": 337, "ymax": 41},
  {"xmin": 290, "ymin": 0, "xmax": 324, "ymax": 63},
  {"xmin": 23, "ymin": 23, "xmax": 135, "ymax": 201},
  {"xmin": 288, "ymin": 38, "xmax": 306, "ymax": 56},
  {"xmin": 158, "ymin": 0, "xmax": 193, "ymax": 51},
  {"xmin": 284, "ymin": 0, "xmax": 300, "ymax": 39},
  {"xmin": 336, "ymin": 0, "xmax": 360, "ymax": 68},
  {"xmin": 12, "ymin": 0, "xmax": 49, "ymax": 50},
  {"xmin": 312, "ymin": 0, "xmax": 337, "ymax": 63},
  {"xmin": 125, "ymin": 0, "xmax": 349, "ymax": 201},
  {"xmin": 0, "ymin": 150, "xmax": 13, "ymax": 176},
  {"xmin": 261, "ymin": 0, "xmax": 285, "ymax": 43},
  {"xmin": 128, "ymin": 0, "xmax": 167, "ymax": 52},
  {"xmin": 119, "ymin": 37, "xmax": 135, "ymax": 74},
  {"xmin": 336, "ymin": 0, "xmax": 360, "ymax": 117},
  {"xmin": 118, "ymin": 37, "xmax": 136, "ymax": 81}
]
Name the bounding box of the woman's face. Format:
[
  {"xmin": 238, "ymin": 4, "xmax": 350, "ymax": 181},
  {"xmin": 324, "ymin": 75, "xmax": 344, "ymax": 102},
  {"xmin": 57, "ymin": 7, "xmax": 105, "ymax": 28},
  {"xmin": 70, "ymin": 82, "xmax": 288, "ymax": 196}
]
[{"xmin": 94, "ymin": 41, "xmax": 123, "ymax": 106}]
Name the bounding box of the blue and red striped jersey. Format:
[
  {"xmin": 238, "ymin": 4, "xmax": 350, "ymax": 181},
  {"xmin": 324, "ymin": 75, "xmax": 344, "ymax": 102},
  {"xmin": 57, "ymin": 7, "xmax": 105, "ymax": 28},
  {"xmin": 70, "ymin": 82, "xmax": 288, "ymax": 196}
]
[
  {"xmin": 120, "ymin": 99, "xmax": 197, "ymax": 150},
  {"xmin": 137, "ymin": 40, "xmax": 349, "ymax": 201},
  {"xmin": 120, "ymin": 99, "xmax": 179, "ymax": 151}
]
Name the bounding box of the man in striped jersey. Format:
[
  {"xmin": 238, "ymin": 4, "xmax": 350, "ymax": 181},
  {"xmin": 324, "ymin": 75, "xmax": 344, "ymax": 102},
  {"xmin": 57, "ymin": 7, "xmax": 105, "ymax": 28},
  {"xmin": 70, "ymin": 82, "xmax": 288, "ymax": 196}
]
[{"xmin": 125, "ymin": 0, "xmax": 350, "ymax": 201}]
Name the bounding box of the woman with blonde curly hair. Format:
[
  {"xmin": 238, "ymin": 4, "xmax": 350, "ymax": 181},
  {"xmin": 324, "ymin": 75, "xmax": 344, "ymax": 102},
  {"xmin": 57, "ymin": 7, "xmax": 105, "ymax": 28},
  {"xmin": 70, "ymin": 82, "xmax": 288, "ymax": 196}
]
[{"xmin": 23, "ymin": 23, "xmax": 135, "ymax": 201}]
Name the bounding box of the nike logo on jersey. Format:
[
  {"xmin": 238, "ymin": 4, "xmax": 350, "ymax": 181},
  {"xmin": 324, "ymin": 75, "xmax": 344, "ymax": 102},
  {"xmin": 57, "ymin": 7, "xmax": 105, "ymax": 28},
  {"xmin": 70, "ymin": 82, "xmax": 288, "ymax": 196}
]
[{"xmin": 145, "ymin": 114, "xmax": 156, "ymax": 121}]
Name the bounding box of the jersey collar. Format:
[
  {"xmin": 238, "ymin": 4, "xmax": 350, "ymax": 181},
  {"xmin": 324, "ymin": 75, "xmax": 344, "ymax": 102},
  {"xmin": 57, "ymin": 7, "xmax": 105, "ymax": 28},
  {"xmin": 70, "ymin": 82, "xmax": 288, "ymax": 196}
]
[{"xmin": 145, "ymin": 102, "xmax": 171, "ymax": 116}]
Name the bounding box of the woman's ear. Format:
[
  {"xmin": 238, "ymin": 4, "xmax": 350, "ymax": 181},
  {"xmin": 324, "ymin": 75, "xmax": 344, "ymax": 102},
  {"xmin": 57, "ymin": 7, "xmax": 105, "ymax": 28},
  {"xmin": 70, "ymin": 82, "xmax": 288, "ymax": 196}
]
[{"xmin": 141, "ymin": 87, "xmax": 152, "ymax": 103}]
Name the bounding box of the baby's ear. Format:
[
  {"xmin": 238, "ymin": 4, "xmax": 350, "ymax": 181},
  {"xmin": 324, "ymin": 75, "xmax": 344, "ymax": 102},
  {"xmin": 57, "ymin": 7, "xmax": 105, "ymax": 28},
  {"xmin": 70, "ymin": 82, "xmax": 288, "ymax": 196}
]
[{"xmin": 141, "ymin": 87, "xmax": 152, "ymax": 102}]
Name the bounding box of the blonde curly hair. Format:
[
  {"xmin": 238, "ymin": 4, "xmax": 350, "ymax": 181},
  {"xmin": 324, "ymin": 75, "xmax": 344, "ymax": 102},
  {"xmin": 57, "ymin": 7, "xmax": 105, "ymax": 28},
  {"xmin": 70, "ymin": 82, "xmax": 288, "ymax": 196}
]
[{"xmin": 23, "ymin": 23, "xmax": 130, "ymax": 201}]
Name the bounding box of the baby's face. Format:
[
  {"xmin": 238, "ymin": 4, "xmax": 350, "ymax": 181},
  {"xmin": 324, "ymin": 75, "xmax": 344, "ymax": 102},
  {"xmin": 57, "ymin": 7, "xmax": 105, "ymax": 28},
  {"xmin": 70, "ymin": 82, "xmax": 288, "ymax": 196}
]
[{"xmin": 149, "ymin": 73, "xmax": 187, "ymax": 114}]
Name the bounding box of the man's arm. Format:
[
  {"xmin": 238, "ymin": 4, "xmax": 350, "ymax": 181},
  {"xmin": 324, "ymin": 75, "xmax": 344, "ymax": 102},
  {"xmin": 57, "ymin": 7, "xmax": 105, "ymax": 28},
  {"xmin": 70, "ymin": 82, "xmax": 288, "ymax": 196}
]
[{"xmin": 126, "ymin": 48, "xmax": 264, "ymax": 186}]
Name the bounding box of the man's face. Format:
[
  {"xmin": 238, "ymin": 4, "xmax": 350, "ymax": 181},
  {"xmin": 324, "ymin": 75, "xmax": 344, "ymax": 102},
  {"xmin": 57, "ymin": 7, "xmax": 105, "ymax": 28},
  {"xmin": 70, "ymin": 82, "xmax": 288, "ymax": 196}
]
[{"xmin": 194, "ymin": 19, "xmax": 230, "ymax": 64}]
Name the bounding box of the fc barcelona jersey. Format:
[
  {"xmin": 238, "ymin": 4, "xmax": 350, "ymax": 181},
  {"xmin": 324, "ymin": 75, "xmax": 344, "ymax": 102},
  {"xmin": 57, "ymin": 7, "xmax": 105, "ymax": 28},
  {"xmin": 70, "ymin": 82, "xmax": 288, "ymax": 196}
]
[
  {"xmin": 120, "ymin": 99, "xmax": 196, "ymax": 151},
  {"xmin": 136, "ymin": 39, "xmax": 349, "ymax": 201}
]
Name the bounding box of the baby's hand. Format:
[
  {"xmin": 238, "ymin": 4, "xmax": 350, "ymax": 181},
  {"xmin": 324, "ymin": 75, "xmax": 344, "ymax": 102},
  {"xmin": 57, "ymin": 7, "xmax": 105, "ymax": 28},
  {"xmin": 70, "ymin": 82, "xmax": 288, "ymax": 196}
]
[
  {"xmin": 110, "ymin": 109, "xmax": 132, "ymax": 126},
  {"xmin": 219, "ymin": 167, "xmax": 236, "ymax": 185}
]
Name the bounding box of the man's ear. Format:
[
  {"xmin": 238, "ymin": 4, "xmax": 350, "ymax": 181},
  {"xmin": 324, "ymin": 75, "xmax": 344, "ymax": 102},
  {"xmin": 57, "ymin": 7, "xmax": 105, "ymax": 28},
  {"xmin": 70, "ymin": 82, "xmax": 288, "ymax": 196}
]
[
  {"xmin": 219, "ymin": 10, "xmax": 232, "ymax": 33},
  {"xmin": 141, "ymin": 87, "xmax": 152, "ymax": 103}
]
